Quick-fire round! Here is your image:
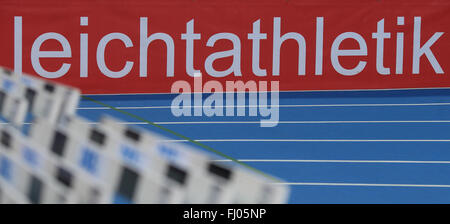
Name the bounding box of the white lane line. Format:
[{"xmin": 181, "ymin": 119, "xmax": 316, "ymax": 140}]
[
  {"xmin": 10, "ymin": 120, "xmax": 450, "ymax": 125},
  {"xmin": 271, "ymin": 182, "xmax": 450, "ymax": 188},
  {"xmin": 213, "ymin": 159, "xmax": 450, "ymax": 164},
  {"xmin": 160, "ymin": 139, "xmax": 450, "ymax": 142},
  {"xmin": 5, "ymin": 120, "xmax": 450, "ymax": 126},
  {"xmin": 6, "ymin": 119, "xmax": 450, "ymax": 125},
  {"xmin": 136, "ymin": 120, "xmax": 450, "ymax": 124},
  {"xmin": 79, "ymin": 106, "xmax": 170, "ymax": 109},
  {"xmin": 77, "ymin": 102, "xmax": 450, "ymax": 110}
]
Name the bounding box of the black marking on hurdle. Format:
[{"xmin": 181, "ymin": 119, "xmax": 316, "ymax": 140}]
[
  {"xmin": 124, "ymin": 128, "xmax": 140, "ymax": 142},
  {"xmin": 208, "ymin": 162, "xmax": 233, "ymax": 180},
  {"xmin": 0, "ymin": 130, "xmax": 11, "ymax": 149},
  {"xmin": 44, "ymin": 83, "xmax": 55, "ymax": 93},
  {"xmin": 116, "ymin": 166, "xmax": 139, "ymax": 202},
  {"xmin": 0, "ymin": 91, "xmax": 5, "ymax": 114},
  {"xmin": 166, "ymin": 164, "xmax": 188, "ymax": 185},
  {"xmin": 25, "ymin": 88, "xmax": 36, "ymax": 112},
  {"xmin": 51, "ymin": 131, "xmax": 67, "ymax": 157},
  {"xmin": 56, "ymin": 166, "xmax": 73, "ymax": 188},
  {"xmin": 28, "ymin": 175, "xmax": 43, "ymax": 204},
  {"xmin": 90, "ymin": 129, "xmax": 106, "ymax": 146}
]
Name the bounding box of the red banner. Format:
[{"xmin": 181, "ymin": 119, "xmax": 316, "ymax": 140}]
[{"xmin": 0, "ymin": 0, "xmax": 449, "ymax": 94}]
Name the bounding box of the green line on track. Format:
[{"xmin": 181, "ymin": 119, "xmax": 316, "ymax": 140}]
[{"xmin": 81, "ymin": 95, "xmax": 280, "ymax": 182}]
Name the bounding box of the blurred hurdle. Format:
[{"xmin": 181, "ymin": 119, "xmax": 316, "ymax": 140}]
[
  {"xmin": 0, "ymin": 67, "xmax": 79, "ymax": 127},
  {"xmin": 0, "ymin": 66, "xmax": 290, "ymax": 204}
]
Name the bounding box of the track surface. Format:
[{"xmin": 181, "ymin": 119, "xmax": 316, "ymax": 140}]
[{"xmin": 78, "ymin": 89, "xmax": 450, "ymax": 203}]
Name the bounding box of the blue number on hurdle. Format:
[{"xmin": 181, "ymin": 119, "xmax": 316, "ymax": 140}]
[
  {"xmin": 0, "ymin": 156, "xmax": 12, "ymax": 182},
  {"xmin": 158, "ymin": 144, "xmax": 180, "ymax": 163},
  {"xmin": 120, "ymin": 144, "xmax": 140, "ymax": 167},
  {"xmin": 23, "ymin": 146, "xmax": 38, "ymax": 168},
  {"xmin": 2, "ymin": 79, "xmax": 15, "ymax": 93},
  {"xmin": 80, "ymin": 147, "xmax": 99, "ymax": 176}
]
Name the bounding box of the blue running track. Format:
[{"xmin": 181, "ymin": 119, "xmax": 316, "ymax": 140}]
[{"xmin": 78, "ymin": 89, "xmax": 450, "ymax": 204}]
